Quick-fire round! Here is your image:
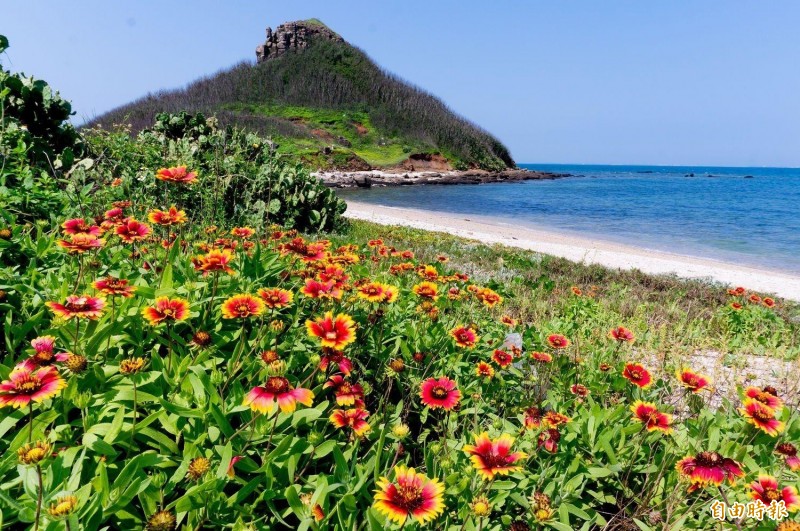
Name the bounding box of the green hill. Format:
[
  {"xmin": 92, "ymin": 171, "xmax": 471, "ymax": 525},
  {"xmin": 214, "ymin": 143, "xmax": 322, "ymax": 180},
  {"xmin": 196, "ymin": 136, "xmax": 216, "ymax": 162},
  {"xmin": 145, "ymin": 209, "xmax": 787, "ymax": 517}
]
[{"xmin": 87, "ymin": 19, "xmax": 515, "ymax": 171}]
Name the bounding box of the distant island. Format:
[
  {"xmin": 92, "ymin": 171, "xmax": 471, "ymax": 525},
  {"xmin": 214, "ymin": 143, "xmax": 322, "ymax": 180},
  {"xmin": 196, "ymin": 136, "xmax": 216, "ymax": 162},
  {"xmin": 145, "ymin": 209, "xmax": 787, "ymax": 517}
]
[{"xmin": 88, "ymin": 19, "xmax": 517, "ymax": 174}]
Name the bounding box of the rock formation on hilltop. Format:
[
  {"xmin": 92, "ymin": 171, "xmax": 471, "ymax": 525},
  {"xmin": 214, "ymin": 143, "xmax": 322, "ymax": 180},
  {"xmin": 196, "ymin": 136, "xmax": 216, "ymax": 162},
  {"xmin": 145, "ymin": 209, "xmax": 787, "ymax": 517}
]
[{"xmin": 256, "ymin": 20, "xmax": 343, "ymax": 63}]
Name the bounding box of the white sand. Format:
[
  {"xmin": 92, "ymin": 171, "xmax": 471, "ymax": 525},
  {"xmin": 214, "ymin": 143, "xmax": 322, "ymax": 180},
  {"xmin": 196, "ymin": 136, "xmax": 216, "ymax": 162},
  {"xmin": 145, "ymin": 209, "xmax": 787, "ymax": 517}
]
[{"xmin": 344, "ymin": 200, "xmax": 800, "ymax": 302}]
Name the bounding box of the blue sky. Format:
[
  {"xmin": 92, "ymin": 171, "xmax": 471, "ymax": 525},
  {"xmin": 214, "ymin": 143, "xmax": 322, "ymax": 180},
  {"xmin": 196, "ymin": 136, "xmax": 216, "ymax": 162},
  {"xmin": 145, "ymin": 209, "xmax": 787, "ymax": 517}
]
[{"xmin": 4, "ymin": 1, "xmax": 799, "ymax": 166}]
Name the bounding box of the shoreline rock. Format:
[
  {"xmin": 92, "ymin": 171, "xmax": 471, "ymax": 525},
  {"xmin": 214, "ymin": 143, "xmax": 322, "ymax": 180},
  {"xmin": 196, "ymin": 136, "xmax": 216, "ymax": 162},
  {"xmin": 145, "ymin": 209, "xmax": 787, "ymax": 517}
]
[{"xmin": 313, "ymin": 168, "xmax": 570, "ymax": 188}]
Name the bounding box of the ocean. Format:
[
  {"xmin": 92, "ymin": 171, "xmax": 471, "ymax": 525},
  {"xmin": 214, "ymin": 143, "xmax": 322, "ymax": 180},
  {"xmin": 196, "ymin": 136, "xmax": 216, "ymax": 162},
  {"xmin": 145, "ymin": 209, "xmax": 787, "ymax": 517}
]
[{"xmin": 338, "ymin": 164, "xmax": 800, "ymax": 274}]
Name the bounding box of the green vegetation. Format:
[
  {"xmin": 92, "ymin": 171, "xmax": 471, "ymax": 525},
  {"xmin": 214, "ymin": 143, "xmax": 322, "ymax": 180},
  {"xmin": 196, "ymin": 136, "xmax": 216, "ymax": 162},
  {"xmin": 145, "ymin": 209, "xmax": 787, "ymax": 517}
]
[{"xmin": 88, "ymin": 22, "xmax": 514, "ymax": 171}]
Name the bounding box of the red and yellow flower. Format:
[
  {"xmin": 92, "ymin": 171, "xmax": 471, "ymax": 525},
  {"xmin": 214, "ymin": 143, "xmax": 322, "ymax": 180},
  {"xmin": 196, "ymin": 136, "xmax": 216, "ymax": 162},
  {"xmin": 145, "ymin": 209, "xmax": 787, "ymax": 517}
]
[
  {"xmin": 61, "ymin": 218, "xmax": 101, "ymax": 236},
  {"xmin": 476, "ymin": 288, "xmax": 502, "ymax": 307},
  {"xmin": 47, "ymin": 295, "xmax": 106, "ymax": 320},
  {"xmin": 306, "ymin": 312, "xmax": 357, "ymax": 350},
  {"xmin": 475, "ymin": 361, "xmax": 495, "ymax": 378},
  {"xmin": 413, "ymin": 282, "xmax": 439, "ymax": 300},
  {"xmin": 543, "ymin": 411, "xmax": 570, "ymax": 428},
  {"xmin": 622, "ymin": 363, "xmax": 652, "ymax": 389},
  {"xmin": 676, "ymin": 451, "xmax": 744, "ymax": 491},
  {"xmin": 230, "ymin": 226, "xmax": 255, "ymax": 238},
  {"xmin": 330, "ymin": 408, "xmax": 371, "ymax": 436},
  {"xmin": 57, "ymin": 233, "xmax": 105, "ymax": 254},
  {"xmin": 0, "ymin": 365, "xmax": 66, "ymax": 408},
  {"xmin": 221, "ymin": 294, "xmax": 265, "ymax": 319},
  {"xmin": 524, "ymin": 407, "xmax": 542, "ymax": 429},
  {"xmin": 547, "ymin": 334, "xmax": 570, "ymax": 349},
  {"xmin": 419, "ymin": 377, "xmax": 461, "ymax": 410},
  {"xmin": 744, "ymin": 386, "xmax": 783, "ymax": 409},
  {"xmin": 324, "ymin": 375, "xmax": 365, "ymax": 407},
  {"xmin": 142, "ymin": 297, "xmax": 190, "ymax": 326},
  {"xmin": 538, "ymin": 428, "xmax": 561, "ymax": 453},
  {"xmin": 492, "ymin": 349, "xmax": 513, "ymax": 368},
  {"xmin": 450, "ymin": 326, "xmax": 479, "ymax": 348},
  {"xmin": 749, "ymin": 476, "xmax": 800, "ymax": 511},
  {"xmin": 357, "ymin": 282, "xmax": 386, "ymax": 302},
  {"xmin": 193, "ymin": 249, "xmax": 235, "ymax": 275},
  {"xmin": 373, "ymin": 465, "xmax": 445, "ymax": 524},
  {"xmin": 776, "ymin": 443, "xmax": 800, "ymax": 471},
  {"xmin": 609, "ymin": 326, "xmax": 635, "ymax": 343},
  {"xmin": 463, "ymin": 432, "xmax": 527, "ymax": 480},
  {"xmin": 740, "ymin": 399, "xmax": 784, "ymax": 436},
  {"xmin": 115, "ymin": 219, "xmax": 151, "ymax": 243},
  {"xmin": 531, "ymin": 351, "xmax": 553, "ymax": 363},
  {"xmin": 675, "ymin": 368, "xmax": 712, "ymax": 393},
  {"xmin": 301, "ymin": 278, "xmax": 342, "ymax": 300},
  {"xmin": 156, "ymin": 166, "xmax": 197, "ymax": 184},
  {"xmin": 92, "ymin": 277, "xmax": 136, "ymax": 297},
  {"xmin": 147, "ymin": 206, "xmax": 187, "ymax": 226},
  {"xmin": 319, "ymin": 349, "xmax": 353, "ymax": 376},
  {"xmin": 257, "ymin": 287, "xmax": 293, "ymax": 309},
  {"xmin": 630, "ymin": 401, "xmax": 673, "ymax": 433},
  {"xmin": 243, "ymin": 376, "xmax": 314, "ymax": 414}
]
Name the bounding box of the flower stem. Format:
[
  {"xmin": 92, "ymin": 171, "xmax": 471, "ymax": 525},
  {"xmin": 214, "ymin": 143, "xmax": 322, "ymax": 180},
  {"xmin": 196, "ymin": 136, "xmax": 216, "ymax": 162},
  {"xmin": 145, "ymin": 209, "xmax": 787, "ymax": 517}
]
[
  {"xmin": 28, "ymin": 403, "xmax": 33, "ymax": 442},
  {"xmin": 130, "ymin": 378, "xmax": 138, "ymax": 452},
  {"xmin": 34, "ymin": 465, "xmax": 43, "ymax": 531}
]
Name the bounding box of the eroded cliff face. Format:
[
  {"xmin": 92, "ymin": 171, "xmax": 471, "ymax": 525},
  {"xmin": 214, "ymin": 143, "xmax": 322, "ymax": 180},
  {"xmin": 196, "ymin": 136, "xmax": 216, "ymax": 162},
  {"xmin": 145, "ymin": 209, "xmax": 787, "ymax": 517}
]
[{"xmin": 255, "ymin": 21, "xmax": 343, "ymax": 63}]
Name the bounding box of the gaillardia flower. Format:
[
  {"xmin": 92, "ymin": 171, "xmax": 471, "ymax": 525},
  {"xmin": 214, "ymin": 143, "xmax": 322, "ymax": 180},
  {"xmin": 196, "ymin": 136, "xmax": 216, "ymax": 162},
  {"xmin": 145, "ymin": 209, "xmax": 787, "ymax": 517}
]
[
  {"xmin": 740, "ymin": 399, "xmax": 784, "ymax": 436},
  {"xmin": 749, "ymin": 476, "xmax": 800, "ymax": 511},
  {"xmin": 357, "ymin": 281, "xmax": 386, "ymax": 302},
  {"xmin": 147, "ymin": 206, "xmax": 187, "ymax": 226},
  {"xmin": 93, "ymin": 276, "xmax": 137, "ymax": 297},
  {"xmin": 776, "ymin": 443, "xmax": 800, "ymax": 471},
  {"xmin": 475, "ymin": 361, "xmax": 495, "ymax": 378},
  {"xmin": 319, "ymin": 349, "xmax": 353, "ymax": 376},
  {"xmin": 221, "ymin": 294, "xmax": 265, "ymax": 319},
  {"xmin": 324, "ymin": 375, "xmax": 365, "ymax": 407},
  {"xmin": 419, "ymin": 377, "xmax": 461, "ymax": 410},
  {"xmin": 193, "ymin": 249, "xmax": 235, "ymax": 275},
  {"xmin": 373, "ymin": 465, "xmax": 445, "ymax": 524},
  {"xmin": 622, "ymin": 363, "xmax": 652, "ymax": 389},
  {"xmin": 243, "ymin": 376, "xmax": 314, "ymax": 414},
  {"xmin": 0, "ymin": 365, "xmax": 66, "ymax": 408},
  {"xmin": 463, "ymin": 432, "xmax": 528, "ymax": 480},
  {"xmin": 450, "ymin": 326, "xmax": 479, "ymax": 348},
  {"xmin": 744, "ymin": 386, "xmax": 783, "ymax": 410},
  {"xmin": 301, "ymin": 278, "xmax": 342, "ymax": 300},
  {"xmin": 330, "ymin": 408, "xmax": 371, "ymax": 436},
  {"xmin": 530, "ymin": 351, "xmax": 553, "ymax": 363},
  {"xmin": 47, "ymin": 295, "xmax": 106, "ymax": 320},
  {"xmin": 57, "ymin": 233, "xmax": 105, "ymax": 254},
  {"xmin": 412, "ymin": 281, "xmax": 439, "ymax": 300},
  {"xmin": 676, "ymin": 368, "xmax": 712, "ymax": 393},
  {"xmin": 257, "ymin": 287, "xmax": 294, "ymax": 309},
  {"xmin": 142, "ymin": 297, "xmax": 190, "ymax": 326},
  {"xmin": 630, "ymin": 401, "xmax": 673, "ymax": 433},
  {"xmin": 609, "ymin": 326, "xmax": 635, "ymax": 343},
  {"xmin": 676, "ymin": 451, "xmax": 744, "ymax": 491},
  {"xmin": 492, "ymin": 349, "xmax": 513, "ymax": 368},
  {"xmin": 156, "ymin": 166, "xmax": 197, "ymax": 184},
  {"xmin": 115, "ymin": 219, "xmax": 151, "ymax": 243},
  {"xmin": 306, "ymin": 312, "xmax": 357, "ymax": 350},
  {"xmin": 61, "ymin": 218, "xmax": 101, "ymax": 236},
  {"xmin": 48, "ymin": 495, "xmax": 78, "ymax": 519},
  {"xmin": 547, "ymin": 334, "xmax": 570, "ymax": 349}
]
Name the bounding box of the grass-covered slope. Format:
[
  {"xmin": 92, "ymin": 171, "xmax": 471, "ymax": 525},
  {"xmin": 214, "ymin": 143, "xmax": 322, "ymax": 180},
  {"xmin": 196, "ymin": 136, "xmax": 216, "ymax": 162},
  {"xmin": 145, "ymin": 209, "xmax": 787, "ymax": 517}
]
[{"xmin": 88, "ymin": 21, "xmax": 515, "ymax": 171}]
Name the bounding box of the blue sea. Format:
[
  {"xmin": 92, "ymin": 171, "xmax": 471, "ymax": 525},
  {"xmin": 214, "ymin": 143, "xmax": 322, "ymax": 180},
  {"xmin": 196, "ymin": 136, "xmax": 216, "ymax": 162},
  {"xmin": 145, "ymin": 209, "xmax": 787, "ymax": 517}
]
[{"xmin": 338, "ymin": 164, "xmax": 800, "ymax": 274}]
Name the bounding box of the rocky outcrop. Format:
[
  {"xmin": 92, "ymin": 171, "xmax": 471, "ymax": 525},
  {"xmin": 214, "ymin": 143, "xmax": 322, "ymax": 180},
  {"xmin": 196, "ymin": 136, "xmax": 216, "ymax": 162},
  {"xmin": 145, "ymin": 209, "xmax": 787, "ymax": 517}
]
[
  {"xmin": 256, "ymin": 21, "xmax": 343, "ymax": 63},
  {"xmin": 313, "ymin": 169, "xmax": 571, "ymax": 188}
]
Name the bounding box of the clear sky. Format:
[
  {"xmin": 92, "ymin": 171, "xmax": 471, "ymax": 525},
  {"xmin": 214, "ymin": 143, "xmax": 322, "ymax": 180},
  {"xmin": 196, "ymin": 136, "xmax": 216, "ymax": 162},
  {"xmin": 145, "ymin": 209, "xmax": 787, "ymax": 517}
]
[{"xmin": 4, "ymin": 1, "xmax": 799, "ymax": 166}]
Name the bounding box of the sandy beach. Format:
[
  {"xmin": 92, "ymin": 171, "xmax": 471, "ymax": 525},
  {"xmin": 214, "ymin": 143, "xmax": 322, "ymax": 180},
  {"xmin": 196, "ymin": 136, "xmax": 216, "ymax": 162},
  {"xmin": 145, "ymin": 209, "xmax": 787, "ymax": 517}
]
[{"xmin": 345, "ymin": 200, "xmax": 800, "ymax": 301}]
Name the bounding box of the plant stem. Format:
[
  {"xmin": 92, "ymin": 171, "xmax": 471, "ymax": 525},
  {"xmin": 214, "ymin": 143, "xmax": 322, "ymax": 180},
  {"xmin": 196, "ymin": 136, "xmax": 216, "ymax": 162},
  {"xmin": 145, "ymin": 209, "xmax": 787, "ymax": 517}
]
[
  {"xmin": 28, "ymin": 403, "xmax": 33, "ymax": 442},
  {"xmin": 34, "ymin": 465, "xmax": 43, "ymax": 531},
  {"xmin": 130, "ymin": 378, "xmax": 138, "ymax": 452}
]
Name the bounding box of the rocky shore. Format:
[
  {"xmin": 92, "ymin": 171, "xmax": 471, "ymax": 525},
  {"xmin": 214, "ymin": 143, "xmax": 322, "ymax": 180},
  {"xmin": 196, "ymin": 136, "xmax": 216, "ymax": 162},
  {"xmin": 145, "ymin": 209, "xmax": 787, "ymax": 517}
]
[{"xmin": 314, "ymin": 168, "xmax": 570, "ymax": 188}]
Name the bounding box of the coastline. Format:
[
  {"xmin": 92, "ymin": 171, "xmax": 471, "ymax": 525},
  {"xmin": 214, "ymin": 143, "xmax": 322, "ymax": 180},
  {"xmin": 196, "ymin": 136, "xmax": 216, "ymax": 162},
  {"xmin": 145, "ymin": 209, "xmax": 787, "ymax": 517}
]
[
  {"xmin": 344, "ymin": 200, "xmax": 800, "ymax": 301},
  {"xmin": 314, "ymin": 168, "xmax": 569, "ymax": 188}
]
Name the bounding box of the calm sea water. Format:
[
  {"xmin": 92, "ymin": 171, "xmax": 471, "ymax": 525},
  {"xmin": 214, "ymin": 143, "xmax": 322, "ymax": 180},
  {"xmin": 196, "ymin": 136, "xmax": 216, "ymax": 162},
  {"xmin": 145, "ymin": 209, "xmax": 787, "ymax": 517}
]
[{"xmin": 338, "ymin": 164, "xmax": 800, "ymax": 274}]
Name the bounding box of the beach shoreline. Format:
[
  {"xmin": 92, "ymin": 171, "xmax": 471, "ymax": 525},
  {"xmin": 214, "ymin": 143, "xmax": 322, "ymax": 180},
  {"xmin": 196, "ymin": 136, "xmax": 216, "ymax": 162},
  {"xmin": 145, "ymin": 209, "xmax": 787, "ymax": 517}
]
[{"xmin": 344, "ymin": 200, "xmax": 800, "ymax": 301}]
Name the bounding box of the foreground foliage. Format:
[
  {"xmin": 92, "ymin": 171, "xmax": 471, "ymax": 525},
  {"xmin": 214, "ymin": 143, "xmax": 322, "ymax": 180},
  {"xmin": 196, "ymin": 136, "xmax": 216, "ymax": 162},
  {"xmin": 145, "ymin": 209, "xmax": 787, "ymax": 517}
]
[{"xmin": 1, "ymin": 166, "xmax": 799, "ymax": 530}]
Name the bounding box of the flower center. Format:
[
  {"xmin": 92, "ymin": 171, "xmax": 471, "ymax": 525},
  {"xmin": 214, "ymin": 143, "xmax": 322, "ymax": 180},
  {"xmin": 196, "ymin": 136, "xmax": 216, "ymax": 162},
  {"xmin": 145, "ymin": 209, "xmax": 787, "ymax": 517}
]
[
  {"xmin": 325, "ymin": 331, "xmax": 338, "ymax": 340},
  {"xmin": 265, "ymin": 377, "xmax": 290, "ymax": 394},
  {"xmin": 432, "ymin": 386, "xmax": 448, "ymax": 399},
  {"xmin": 16, "ymin": 376, "xmax": 43, "ymax": 393},
  {"xmin": 755, "ymin": 392, "xmax": 773, "ymax": 404},
  {"xmin": 66, "ymin": 299, "xmax": 91, "ymax": 312},
  {"xmin": 752, "ymin": 406, "xmax": 773, "ymax": 422},
  {"xmin": 395, "ymin": 485, "xmax": 423, "ymax": 510},
  {"xmin": 764, "ymin": 488, "xmax": 781, "ymax": 502},
  {"xmin": 237, "ymin": 304, "xmax": 250, "ymax": 314},
  {"xmin": 695, "ymin": 451, "xmax": 722, "ymax": 467},
  {"xmin": 630, "ymin": 369, "xmax": 642, "ymax": 379}
]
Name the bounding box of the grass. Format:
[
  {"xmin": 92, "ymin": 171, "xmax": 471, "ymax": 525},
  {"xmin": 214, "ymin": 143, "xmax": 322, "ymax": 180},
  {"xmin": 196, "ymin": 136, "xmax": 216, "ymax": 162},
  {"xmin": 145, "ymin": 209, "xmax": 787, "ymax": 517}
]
[{"xmin": 341, "ymin": 219, "xmax": 800, "ymax": 360}]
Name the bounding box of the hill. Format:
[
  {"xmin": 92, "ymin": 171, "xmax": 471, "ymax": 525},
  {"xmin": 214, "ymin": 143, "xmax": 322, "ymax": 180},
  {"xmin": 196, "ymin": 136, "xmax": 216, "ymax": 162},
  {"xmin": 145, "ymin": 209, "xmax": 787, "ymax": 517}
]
[{"xmin": 87, "ymin": 19, "xmax": 515, "ymax": 171}]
